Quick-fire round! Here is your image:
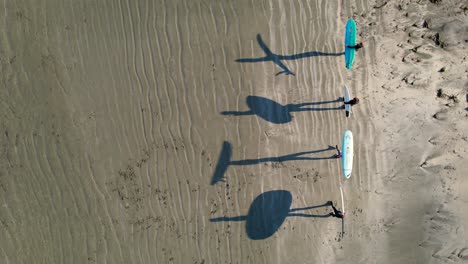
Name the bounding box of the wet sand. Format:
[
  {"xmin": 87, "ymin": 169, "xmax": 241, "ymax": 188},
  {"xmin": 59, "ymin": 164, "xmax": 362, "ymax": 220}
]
[{"xmin": 0, "ymin": 0, "xmax": 467, "ymax": 263}]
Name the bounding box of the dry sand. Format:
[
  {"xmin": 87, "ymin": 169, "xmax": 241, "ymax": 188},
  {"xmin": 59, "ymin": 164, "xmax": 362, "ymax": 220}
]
[{"xmin": 0, "ymin": 0, "xmax": 467, "ymax": 263}]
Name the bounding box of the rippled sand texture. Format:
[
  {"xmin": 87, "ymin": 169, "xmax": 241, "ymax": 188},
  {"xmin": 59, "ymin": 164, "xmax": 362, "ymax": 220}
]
[
  {"xmin": 1, "ymin": 0, "xmax": 466, "ymax": 263},
  {"xmin": 0, "ymin": 0, "xmax": 376, "ymax": 263}
]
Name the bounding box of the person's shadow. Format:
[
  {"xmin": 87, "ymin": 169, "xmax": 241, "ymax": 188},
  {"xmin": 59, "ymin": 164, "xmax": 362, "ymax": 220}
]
[
  {"xmin": 210, "ymin": 190, "xmax": 332, "ymax": 240},
  {"xmin": 236, "ymin": 34, "xmax": 345, "ymax": 76},
  {"xmin": 221, "ymin": 95, "xmax": 344, "ymax": 124},
  {"xmin": 210, "ymin": 142, "xmax": 338, "ymax": 185}
]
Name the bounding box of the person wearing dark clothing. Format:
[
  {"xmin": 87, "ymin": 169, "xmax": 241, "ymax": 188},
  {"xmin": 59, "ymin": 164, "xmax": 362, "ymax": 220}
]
[
  {"xmin": 347, "ymin": 42, "xmax": 364, "ymax": 51},
  {"xmin": 344, "ymin": 97, "xmax": 359, "ymax": 105},
  {"xmin": 335, "ymin": 145, "xmax": 342, "ymax": 159},
  {"xmin": 328, "ymin": 201, "xmax": 344, "ymax": 219}
]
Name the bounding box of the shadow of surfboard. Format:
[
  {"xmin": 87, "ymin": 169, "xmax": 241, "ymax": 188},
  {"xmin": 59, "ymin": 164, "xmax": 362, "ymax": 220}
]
[{"xmin": 210, "ymin": 190, "xmax": 332, "ymax": 240}]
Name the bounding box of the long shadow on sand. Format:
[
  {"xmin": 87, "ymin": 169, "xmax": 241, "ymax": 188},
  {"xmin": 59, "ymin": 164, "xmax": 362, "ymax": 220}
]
[
  {"xmin": 236, "ymin": 34, "xmax": 344, "ymax": 76},
  {"xmin": 210, "ymin": 142, "xmax": 337, "ymax": 185},
  {"xmin": 221, "ymin": 95, "xmax": 344, "ymax": 124},
  {"xmin": 210, "ymin": 190, "xmax": 332, "ymax": 240}
]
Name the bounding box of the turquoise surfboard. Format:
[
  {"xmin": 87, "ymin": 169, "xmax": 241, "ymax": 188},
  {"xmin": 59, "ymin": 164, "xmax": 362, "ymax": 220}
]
[{"xmin": 345, "ymin": 19, "xmax": 357, "ymax": 69}]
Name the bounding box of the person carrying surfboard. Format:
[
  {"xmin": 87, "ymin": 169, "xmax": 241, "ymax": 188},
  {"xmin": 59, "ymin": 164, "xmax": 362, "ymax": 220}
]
[
  {"xmin": 344, "ymin": 97, "xmax": 359, "ymax": 105},
  {"xmin": 347, "ymin": 42, "xmax": 364, "ymax": 51},
  {"xmin": 328, "ymin": 201, "xmax": 345, "ymax": 219}
]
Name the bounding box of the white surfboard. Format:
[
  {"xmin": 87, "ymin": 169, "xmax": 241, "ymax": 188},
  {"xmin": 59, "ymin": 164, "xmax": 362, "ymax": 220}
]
[
  {"xmin": 344, "ymin": 85, "xmax": 352, "ymax": 117},
  {"xmin": 341, "ymin": 130, "xmax": 353, "ymax": 179}
]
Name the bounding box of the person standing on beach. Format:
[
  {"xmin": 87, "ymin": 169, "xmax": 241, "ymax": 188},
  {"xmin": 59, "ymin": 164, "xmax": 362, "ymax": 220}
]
[
  {"xmin": 347, "ymin": 42, "xmax": 364, "ymax": 51},
  {"xmin": 328, "ymin": 201, "xmax": 344, "ymax": 219},
  {"xmin": 335, "ymin": 145, "xmax": 342, "ymax": 159},
  {"xmin": 344, "ymin": 97, "xmax": 359, "ymax": 106}
]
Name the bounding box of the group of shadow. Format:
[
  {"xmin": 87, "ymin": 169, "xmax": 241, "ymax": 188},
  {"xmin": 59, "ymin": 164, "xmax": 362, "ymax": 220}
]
[{"xmin": 210, "ymin": 34, "xmax": 346, "ymax": 240}]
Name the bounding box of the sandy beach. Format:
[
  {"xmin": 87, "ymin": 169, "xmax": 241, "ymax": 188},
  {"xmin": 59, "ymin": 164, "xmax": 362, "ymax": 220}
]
[{"xmin": 0, "ymin": 0, "xmax": 467, "ymax": 263}]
